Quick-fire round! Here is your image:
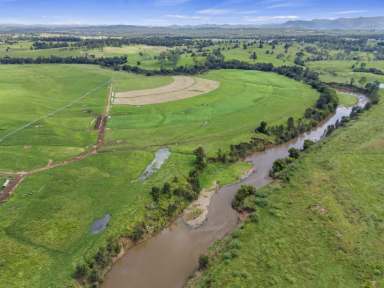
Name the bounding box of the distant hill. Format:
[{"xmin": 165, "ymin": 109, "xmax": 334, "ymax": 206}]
[
  {"xmin": 0, "ymin": 17, "xmax": 384, "ymax": 36},
  {"xmin": 283, "ymin": 16, "xmax": 384, "ymax": 30}
]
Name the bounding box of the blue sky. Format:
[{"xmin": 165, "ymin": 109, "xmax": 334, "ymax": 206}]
[{"xmin": 0, "ymin": 0, "xmax": 383, "ymax": 25}]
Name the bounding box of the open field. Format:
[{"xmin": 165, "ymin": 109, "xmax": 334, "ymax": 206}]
[
  {"xmin": 113, "ymin": 76, "xmax": 220, "ymax": 105},
  {"xmin": 107, "ymin": 69, "xmax": 319, "ymax": 154},
  {"xmin": 0, "ymin": 42, "xmax": 193, "ymax": 70},
  {"xmin": 0, "ymin": 64, "xmax": 320, "ymax": 287},
  {"xmin": 219, "ymin": 42, "xmax": 302, "ymax": 66},
  {"xmin": 0, "ymin": 65, "xmax": 171, "ymax": 171},
  {"xmin": 337, "ymin": 91, "xmax": 358, "ymax": 106},
  {"xmin": 2, "ymin": 36, "xmax": 383, "ymax": 288},
  {"xmin": 307, "ymin": 61, "xmax": 384, "ymax": 87},
  {"xmin": 191, "ymin": 90, "xmax": 384, "ymax": 288}
]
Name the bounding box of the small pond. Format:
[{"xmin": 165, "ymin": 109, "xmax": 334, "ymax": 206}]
[
  {"xmin": 139, "ymin": 148, "xmax": 171, "ymax": 181},
  {"xmin": 91, "ymin": 214, "xmax": 111, "ymax": 235}
]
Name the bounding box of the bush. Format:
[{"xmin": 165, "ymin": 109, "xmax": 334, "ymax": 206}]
[
  {"xmin": 198, "ymin": 255, "xmax": 209, "ymax": 270},
  {"xmin": 130, "ymin": 223, "xmax": 146, "ymax": 242},
  {"xmin": 303, "ymin": 139, "xmax": 315, "ymax": 150},
  {"xmin": 232, "ymin": 185, "xmax": 257, "ymax": 211},
  {"xmin": 256, "ymin": 121, "xmax": 268, "ymax": 134},
  {"xmin": 150, "ymin": 186, "xmax": 161, "ymax": 202},
  {"xmin": 74, "ymin": 263, "xmax": 89, "ymax": 279},
  {"xmin": 194, "ymin": 146, "xmax": 207, "ymax": 171},
  {"xmin": 270, "ymin": 159, "xmax": 288, "ymax": 177},
  {"xmin": 288, "ymin": 147, "xmax": 300, "ymax": 159}
]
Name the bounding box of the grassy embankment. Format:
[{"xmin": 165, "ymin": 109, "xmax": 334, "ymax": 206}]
[
  {"xmin": 0, "ymin": 66, "xmax": 319, "ymax": 287},
  {"xmin": 190, "ymin": 89, "xmax": 384, "ymax": 288}
]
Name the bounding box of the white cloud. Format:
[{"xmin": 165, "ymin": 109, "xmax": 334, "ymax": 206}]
[
  {"xmin": 233, "ymin": 10, "xmax": 260, "ymax": 15},
  {"xmin": 334, "ymin": 10, "xmax": 368, "ymax": 15},
  {"xmin": 243, "ymin": 15, "xmax": 299, "ymax": 23},
  {"xmin": 197, "ymin": 9, "xmax": 232, "ymax": 16},
  {"xmin": 165, "ymin": 14, "xmax": 204, "ymax": 20}
]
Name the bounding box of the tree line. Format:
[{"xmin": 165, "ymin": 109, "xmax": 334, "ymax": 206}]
[{"xmin": 0, "ymin": 55, "xmax": 127, "ymax": 67}]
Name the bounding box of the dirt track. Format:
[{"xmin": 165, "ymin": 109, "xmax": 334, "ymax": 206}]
[
  {"xmin": 113, "ymin": 76, "xmax": 219, "ymax": 105},
  {"xmin": 0, "ymin": 84, "xmax": 113, "ymax": 203}
]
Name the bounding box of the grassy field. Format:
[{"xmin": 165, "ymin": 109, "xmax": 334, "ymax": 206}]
[
  {"xmin": 0, "ymin": 42, "xmax": 204, "ymax": 70},
  {"xmin": 0, "ymin": 65, "xmax": 172, "ymax": 171},
  {"xmin": 191, "ymin": 91, "xmax": 384, "ymax": 288},
  {"xmin": 338, "ymin": 91, "xmax": 358, "ymax": 106},
  {"xmin": 0, "ymin": 65, "xmax": 320, "ymax": 287},
  {"xmin": 219, "ymin": 42, "xmax": 302, "ymax": 66},
  {"xmin": 307, "ymin": 61, "xmax": 384, "ymax": 87},
  {"xmin": 107, "ymin": 69, "xmax": 319, "ymax": 155}
]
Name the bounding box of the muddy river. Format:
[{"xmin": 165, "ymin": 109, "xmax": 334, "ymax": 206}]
[{"xmin": 103, "ymin": 93, "xmax": 368, "ymax": 288}]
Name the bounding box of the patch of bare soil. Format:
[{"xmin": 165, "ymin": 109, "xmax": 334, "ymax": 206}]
[
  {"xmin": 113, "ymin": 76, "xmax": 219, "ymax": 105},
  {"xmin": 183, "ymin": 182, "xmax": 219, "ymax": 228},
  {"xmin": 0, "ymin": 174, "xmax": 25, "ymax": 203}
]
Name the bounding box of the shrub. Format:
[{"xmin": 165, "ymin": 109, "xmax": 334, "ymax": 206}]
[
  {"xmin": 73, "ymin": 263, "xmax": 89, "ymax": 279},
  {"xmin": 130, "ymin": 223, "xmax": 146, "ymax": 242},
  {"xmin": 288, "ymin": 147, "xmax": 300, "ymax": 159},
  {"xmin": 198, "ymin": 255, "xmax": 209, "ymax": 270},
  {"xmin": 194, "ymin": 146, "xmax": 207, "ymax": 171},
  {"xmin": 270, "ymin": 159, "xmax": 288, "ymax": 177},
  {"xmin": 303, "ymin": 139, "xmax": 315, "ymax": 150},
  {"xmin": 150, "ymin": 186, "xmax": 161, "ymax": 202},
  {"xmin": 162, "ymin": 182, "xmax": 171, "ymax": 194},
  {"xmin": 232, "ymin": 185, "xmax": 257, "ymax": 211},
  {"xmin": 256, "ymin": 121, "xmax": 268, "ymax": 134}
]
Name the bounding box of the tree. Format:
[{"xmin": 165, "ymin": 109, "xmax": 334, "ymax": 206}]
[
  {"xmin": 162, "ymin": 182, "xmax": 171, "ymax": 194},
  {"xmin": 150, "ymin": 186, "xmax": 160, "ymax": 202},
  {"xmin": 194, "ymin": 146, "xmax": 207, "ymax": 171},
  {"xmin": 303, "ymin": 139, "xmax": 315, "ymax": 150},
  {"xmin": 256, "ymin": 121, "xmax": 268, "ymax": 134},
  {"xmin": 288, "ymin": 147, "xmax": 300, "ymax": 159},
  {"xmin": 158, "ymin": 52, "xmax": 167, "ymax": 69},
  {"xmin": 131, "ymin": 223, "xmax": 145, "ymax": 242},
  {"xmin": 168, "ymin": 49, "xmax": 181, "ymax": 68},
  {"xmin": 232, "ymin": 185, "xmax": 257, "ymax": 211},
  {"xmin": 359, "ymin": 76, "xmax": 367, "ymax": 86},
  {"xmin": 250, "ymin": 51, "xmax": 257, "ymax": 61},
  {"xmin": 198, "ymin": 255, "xmax": 209, "ymax": 270},
  {"xmin": 287, "ymin": 117, "xmax": 295, "ymax": 131},
  {"xmin": 188, "ymin": 169, "xmax": 201, "ymax": 192},
  {"xmin": 271, "ymin": 159, "xmax": 288, "ymax": 176}
]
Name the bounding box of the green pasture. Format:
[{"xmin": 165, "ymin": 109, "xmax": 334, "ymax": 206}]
[
  {"xmin": 0, "ymin": 64, "xmax": 171, "ymax": 171},
  {"xmin": 0, "ymin": 64, "xmax": 320, "ymax": 287},
  {"xmin": 219, "ymin": 42, "xmax": 301, "ymax": 66},
  {"xmin": 307, "ymin": 60, "xmax": 384, "ymax": 87},
  {"xmin": 338, "ymin": 91, "xmax": 358, "ymax": 106},
  {"xmin": 191, "ymin": 90, "xmax": 384, "ymax": 288},
  {"xmin": 107, "ymin": 69, "xmax": 319, "ymax": 154}
]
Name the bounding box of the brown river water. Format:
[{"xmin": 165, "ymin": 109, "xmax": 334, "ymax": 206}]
[{"xmin": 103, "ymin": 94, "xmax": 368, "ymax": 288}]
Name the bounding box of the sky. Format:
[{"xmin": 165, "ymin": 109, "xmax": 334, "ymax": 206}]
[{"xmin": 0, "ymin": 0, "xmax": 384, "ymax": 26}]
